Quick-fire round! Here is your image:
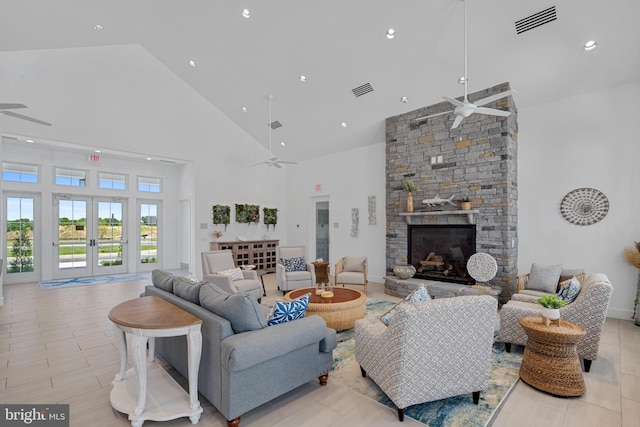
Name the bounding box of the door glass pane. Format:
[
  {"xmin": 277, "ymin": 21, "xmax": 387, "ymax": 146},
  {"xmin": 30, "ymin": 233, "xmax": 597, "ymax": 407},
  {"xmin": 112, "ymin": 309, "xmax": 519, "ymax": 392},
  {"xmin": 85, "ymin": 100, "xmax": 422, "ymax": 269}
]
[
  {"xmin": 58, "ymin": 200, "xmax": 87, "ymax": 269},
  {"xmin": 140, "ymin": 203, "xmax": 158, "ymax": 264},
  {"xmin": 6, "ymin": 197, "xmax": 35, "ymax": 274},
  {"xmin": 97, "ymin": 202, "xmax": 123, "ymax": 268}
]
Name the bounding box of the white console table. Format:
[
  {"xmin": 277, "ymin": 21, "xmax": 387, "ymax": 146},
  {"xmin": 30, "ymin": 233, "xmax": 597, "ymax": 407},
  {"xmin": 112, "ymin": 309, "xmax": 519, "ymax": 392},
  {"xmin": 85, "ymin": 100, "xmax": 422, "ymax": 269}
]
[{"xmin": 109, "ymin": 296, "xmax": 203, "ymax": 427}]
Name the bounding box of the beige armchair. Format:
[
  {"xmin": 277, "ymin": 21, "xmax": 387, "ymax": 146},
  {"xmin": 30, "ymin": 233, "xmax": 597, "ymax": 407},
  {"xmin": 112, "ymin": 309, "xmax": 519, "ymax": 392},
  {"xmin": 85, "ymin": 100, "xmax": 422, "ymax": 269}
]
[
  {"xmin": 201, "ymin": 250, "xmax": 263, "ymax": 302},
  {"xmin": 500, "ymin": 273, "xmax": 613, "ymax": 372},
  {"xmin": 334, "ymin": 256, "xmax": 368, "ymax": 294},
  {"xmin": 514, "ymin": 264, "xmax": 585, "ymax": 302},
  {"xmin": 355, "ymin": 295, "xmax": 497, "ymax": 421},
  {"xmin": 276, "ymin": 246, "xmax": 316, "ymax": 292}
]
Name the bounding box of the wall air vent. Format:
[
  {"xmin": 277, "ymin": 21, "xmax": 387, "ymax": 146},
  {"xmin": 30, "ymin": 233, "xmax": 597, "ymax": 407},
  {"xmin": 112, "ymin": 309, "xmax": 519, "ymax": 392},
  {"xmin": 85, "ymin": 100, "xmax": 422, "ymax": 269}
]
[
  {"xmin": 269, "ymin": 120, "xmax": 282, "ymax": 130},
  {"xmin": 352, "ymin": 83, "xmax": 374, "ymax": 97},
  {"xmin": 515, "ymin": 6, "xmax": 557, "ymax": 35}
]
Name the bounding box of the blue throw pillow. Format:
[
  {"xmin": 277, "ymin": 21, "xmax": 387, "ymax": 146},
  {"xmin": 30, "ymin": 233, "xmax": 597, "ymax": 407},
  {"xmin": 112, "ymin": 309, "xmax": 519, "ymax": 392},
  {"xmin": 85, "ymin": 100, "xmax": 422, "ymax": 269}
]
[
  {"xmin": 281, "ymin": 257, "xmax": 307, "ymax": 272},
  {"xmin": 268, "ymin": 293, "xmax": 310, "ymax": 326},
  {"xmin": 380, "ymin": 285, "xmax": 431, "ymax": 326},
  {"xmin": 557, "ymin": 276, "xmax": 581, "ymax": 304}
]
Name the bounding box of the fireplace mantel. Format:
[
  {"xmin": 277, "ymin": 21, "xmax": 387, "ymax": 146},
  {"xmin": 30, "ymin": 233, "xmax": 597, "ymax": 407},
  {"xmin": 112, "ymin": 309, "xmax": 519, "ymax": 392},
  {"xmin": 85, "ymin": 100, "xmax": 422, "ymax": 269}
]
[{"xmin": 399, "ymin": 210, "xmax": 479, "ymax": 225}]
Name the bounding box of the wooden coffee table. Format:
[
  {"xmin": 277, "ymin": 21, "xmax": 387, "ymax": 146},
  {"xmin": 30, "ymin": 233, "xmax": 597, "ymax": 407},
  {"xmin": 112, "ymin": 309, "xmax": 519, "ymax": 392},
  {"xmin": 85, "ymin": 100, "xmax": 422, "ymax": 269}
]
[
  {"xmin": 285, "ymin": 287, "xmax": 366, "ymax": 331},
  {"xmin": 518, "ymin": 316, "xmax": 586, "ymax": 396}
]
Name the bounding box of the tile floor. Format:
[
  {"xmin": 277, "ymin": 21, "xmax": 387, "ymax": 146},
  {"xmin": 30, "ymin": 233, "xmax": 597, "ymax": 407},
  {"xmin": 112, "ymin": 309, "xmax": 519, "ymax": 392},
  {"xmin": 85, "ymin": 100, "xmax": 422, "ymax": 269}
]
[{"xmin": 0, "ymin": 274, "xmax": 639, "ymax": 427}]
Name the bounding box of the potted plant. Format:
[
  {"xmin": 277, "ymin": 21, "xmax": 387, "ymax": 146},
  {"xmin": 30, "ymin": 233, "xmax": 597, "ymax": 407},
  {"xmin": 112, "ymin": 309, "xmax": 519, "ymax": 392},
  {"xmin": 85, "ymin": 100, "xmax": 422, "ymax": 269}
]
[
  {"xmin": 623, "ymin": 241, "xmax": 640, "ymax": 326},
  {"xmin": 402, "ymin": 179, "xmax": 418, "ymax": 213},
  {"xmin": 537, "ymin": 294, "xmax": 566, "ymax": 326},
  {"xmin": 460, "ymin": 196, "xmax": 472, "ymax": 210}
]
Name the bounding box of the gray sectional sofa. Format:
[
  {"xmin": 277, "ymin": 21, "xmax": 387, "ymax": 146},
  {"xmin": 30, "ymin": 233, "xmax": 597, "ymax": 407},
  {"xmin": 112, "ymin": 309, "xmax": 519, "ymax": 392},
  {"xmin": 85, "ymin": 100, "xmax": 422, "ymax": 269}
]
[{"xmin": 143, "ymin": 270, "xmax": 337, "ymax": 427}]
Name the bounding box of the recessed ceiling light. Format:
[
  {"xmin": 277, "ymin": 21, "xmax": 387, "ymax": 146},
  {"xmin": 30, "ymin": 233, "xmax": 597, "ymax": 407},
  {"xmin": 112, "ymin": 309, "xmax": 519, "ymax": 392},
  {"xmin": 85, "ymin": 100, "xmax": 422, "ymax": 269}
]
[
  {"xmin": 241, "ymin": 107, "xmax": 248, "ymax": 113},
  {"xmin": 458, "ymin": 76, "xmax": 467, "ymax": 84},
  {"xmin": 400, "ymin": 96, "xmax": 408, "ymax": 103},
  {"xmin": 189, "ymin": 60, "xmax": 196, "ymax": 67},
  {"xmin": 146, "ymin": 157, "xmax": 152, "ymax": 161},
  {"xmin": 280, "ymin": 142, "xmax": 286, "ymax": 147},
  {"xmin": 93, "ymin": 25, "xmax": 103, "ymax": 30},
  {"xmin": 94, "ymin": 149, "xmax": 101, "ymax": 153},
  {"xmin": 25, "ymin": 139, "xmax": 34, "ymax": 143},
  {"xmin": 299, "ymin": 75, "xmax": 307, "ymax": 82},
  {"xmin": 584, "ymin": 40, "xmax": 597, "ymax": 51},
  {"xmin": 386, "ymin": 29, "xmax": 396, "ymax": 39},
  {"xmin": 341, "ymin": 122, "xmax": 347, "ymax": 128},
  {"xmin": 241, "ymin": 8, "xmax": 251, "ymax": 18}
]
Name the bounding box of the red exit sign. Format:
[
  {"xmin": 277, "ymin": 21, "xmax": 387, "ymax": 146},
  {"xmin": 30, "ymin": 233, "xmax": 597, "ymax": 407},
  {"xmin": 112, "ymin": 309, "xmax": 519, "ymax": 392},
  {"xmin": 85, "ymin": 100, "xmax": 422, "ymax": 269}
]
[{"xmin": 89, "ymin": 154, "xmax": 101, "ymax": 162}]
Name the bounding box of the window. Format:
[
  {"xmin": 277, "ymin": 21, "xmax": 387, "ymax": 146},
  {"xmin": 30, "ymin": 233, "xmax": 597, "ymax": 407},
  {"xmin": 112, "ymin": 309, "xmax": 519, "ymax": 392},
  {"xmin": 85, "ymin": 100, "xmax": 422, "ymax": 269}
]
[
  {"xmin": 2, "ymin": 162, "xmax": 38, "ymax": 183},
  {"xmin": 99, "ymin": 172, "xmax": 127, "ymax": 190},
  {"xmin": 6, "ymin": 197, "xmax": 35, "ymax": 273},
  {"xmin": 138, "ymin": 176, "xmax": 161, "ymax": 193},
  {"xmin": 55, "ymin": 168, "xmax": 87, "ymax": 187}
]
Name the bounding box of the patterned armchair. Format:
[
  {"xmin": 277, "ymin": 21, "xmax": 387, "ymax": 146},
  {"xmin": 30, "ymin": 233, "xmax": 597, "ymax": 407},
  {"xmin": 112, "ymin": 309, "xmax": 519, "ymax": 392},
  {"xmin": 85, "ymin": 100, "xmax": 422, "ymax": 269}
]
[
  {"xmin": 500, "ymin": 273, "xmax": 612, "ymax": 372},
  {"xmin": 355, "ymin": 295, "xmax": 497, "ymax": 421}
]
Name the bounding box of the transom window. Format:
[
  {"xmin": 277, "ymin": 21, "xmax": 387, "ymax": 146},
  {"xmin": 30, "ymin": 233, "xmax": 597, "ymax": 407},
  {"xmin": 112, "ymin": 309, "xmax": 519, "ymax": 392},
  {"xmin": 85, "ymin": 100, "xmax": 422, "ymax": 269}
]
[
  {"xmin": 99, "ymin": 172, "xmax": 127, "ymax": 190},
  {"xmin": 138, "ymin": 176, "xmax": 161, "ymax": 193},
  {"xmin": 55, "ymin": 168, "xmax": 87, "ymax": 187},
  {"xmin": 2, "ymin": 162, "xmax": 38, "ymax": 183}
]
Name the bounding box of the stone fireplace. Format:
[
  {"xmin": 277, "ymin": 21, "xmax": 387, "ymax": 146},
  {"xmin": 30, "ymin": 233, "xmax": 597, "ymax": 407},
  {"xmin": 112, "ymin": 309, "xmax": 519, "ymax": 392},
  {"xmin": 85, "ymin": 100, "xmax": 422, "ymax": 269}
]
[
  {"xmin": 385, "ymin": 82, "xmax": 518, "ymax": 303},
  {"xmin": 409, "ymin": 224, "xmax": 476, "ymax": 284}
]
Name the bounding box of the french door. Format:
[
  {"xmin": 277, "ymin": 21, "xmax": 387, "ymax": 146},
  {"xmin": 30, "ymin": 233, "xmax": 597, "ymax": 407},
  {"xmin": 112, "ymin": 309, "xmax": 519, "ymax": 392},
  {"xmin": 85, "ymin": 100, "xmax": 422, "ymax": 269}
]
[{"xmin": 53, "ymin": 195, "xmax": 127, "ymax": 278}]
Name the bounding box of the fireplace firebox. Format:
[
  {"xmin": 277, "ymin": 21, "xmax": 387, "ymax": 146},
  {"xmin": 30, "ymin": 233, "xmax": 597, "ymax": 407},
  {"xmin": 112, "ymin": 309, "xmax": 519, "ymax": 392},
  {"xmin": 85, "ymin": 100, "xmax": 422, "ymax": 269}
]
[{"xmin": 408, "ymin": 224, "xmax": 476, "ymax": 285}]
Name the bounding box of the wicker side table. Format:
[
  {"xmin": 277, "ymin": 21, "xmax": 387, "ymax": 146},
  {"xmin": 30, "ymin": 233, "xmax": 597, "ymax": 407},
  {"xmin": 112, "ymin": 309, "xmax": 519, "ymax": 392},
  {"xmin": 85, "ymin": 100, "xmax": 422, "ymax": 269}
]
[{"xmin": 518, "ymin": 316, "xmax": 586, "ymax": 396}]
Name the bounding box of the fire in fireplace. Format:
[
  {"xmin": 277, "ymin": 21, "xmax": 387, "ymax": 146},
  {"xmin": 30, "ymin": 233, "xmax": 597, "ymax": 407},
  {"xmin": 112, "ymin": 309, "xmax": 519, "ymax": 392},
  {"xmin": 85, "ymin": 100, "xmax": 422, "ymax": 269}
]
[{"xmin": 408, "ymin": 224, "xmax": 476, "ymax": 285}]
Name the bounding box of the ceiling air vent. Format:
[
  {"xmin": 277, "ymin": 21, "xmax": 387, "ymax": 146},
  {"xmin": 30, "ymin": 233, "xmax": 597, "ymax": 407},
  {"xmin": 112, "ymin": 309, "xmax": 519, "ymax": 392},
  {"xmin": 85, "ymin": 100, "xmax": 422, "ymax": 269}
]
[
  {"xmin": 352, "ymin": 83, "xmax": 374, "ymax": 97},
  {"xmin": 515, "ymin": 6, "xmax": 557, "ymax": 35},
  {"xmin": 269, "ymin": 121, "xmax": 282, "ymax": 130}
]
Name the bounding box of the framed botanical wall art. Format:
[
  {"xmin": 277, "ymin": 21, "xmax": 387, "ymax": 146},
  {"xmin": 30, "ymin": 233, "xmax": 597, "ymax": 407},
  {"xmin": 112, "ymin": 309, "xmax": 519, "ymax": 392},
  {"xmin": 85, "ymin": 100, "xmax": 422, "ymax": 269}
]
[
  {"xmin": 263, "ymin": 207, "xmax": 278, "ymax": 230},
  {"xmin": 212, "ymin": 204, "xmax": 230, "ymax": 229},
  {"xmin": 235, "ymin": 203, "xmax": 260, "ymax": 224}
]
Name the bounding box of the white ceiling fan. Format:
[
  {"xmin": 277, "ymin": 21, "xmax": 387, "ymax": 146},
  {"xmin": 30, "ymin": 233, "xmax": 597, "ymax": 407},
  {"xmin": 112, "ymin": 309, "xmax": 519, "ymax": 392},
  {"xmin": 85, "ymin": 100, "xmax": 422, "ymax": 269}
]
[
  {"xmin": 251, "ymin": 95, "xmax": 297, "ymax": 168},
  {"xmin": 415, "ymin": 0, "xmax": 514, "ymax": 129},
  {"xmin": 0, "ymin": 103, "xmax": 52, "ymax": 126}
]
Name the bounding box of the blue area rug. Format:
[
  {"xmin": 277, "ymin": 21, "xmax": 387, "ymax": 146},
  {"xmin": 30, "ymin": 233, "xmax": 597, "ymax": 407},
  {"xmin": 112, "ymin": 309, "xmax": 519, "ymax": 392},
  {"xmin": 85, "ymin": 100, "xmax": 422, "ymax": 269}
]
[
  {"xmin": 39, "ymin": 273, "xmax": 148, "ymax": 290},
  {"xmin": 331, "ymin": 300, "xmax": 523, "ymax": 427}
]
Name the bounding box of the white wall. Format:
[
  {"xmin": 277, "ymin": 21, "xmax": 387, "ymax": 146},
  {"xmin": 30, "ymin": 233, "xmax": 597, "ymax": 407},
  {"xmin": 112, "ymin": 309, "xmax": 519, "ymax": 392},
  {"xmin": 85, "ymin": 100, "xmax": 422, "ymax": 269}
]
[
  {"xmin": 0, "ymin": 46, "xmax": 287, "ymax": 303},
  {"xmin": 286, "ymin": 143, "xmax": 387, "ymax": 282},
  {"xmin": 518, "ymin": 81, "xmax": 640, "ymax": 319}
]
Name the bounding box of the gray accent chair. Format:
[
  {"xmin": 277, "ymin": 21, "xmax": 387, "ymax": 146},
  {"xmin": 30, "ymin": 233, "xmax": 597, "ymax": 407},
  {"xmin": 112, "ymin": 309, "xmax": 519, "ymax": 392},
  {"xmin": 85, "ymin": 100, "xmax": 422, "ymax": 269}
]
[
  {"xmin": 500, "ymin": 273, "xmax": 612, "ymax": 372},
  {"xmin": 276, "ymin": 246, "xmax": 316, "ymax": 292},
  {"xmin": 201, "ymin": 250, "xmax": 263, "ymax": 302},
  {"xmin": 355, "ymin": 295, "xmax": 497, "ymax": 421}
]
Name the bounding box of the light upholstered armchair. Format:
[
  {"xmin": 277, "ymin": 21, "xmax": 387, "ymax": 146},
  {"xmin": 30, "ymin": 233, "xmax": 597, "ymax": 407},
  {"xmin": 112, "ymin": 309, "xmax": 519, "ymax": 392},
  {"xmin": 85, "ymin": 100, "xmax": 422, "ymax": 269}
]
[
  {"xmin": 513, "ymin": 263, "xmax": 586, "ymax": 302},
  {"xmin": 500, "ymin": 273, "xmax": 613, "ymax": 372},
  {"xmin": 334, "ymin": 256, "xmax": 368, "ymax": 294},
  {"xmin": 201, "ymin": 250, "xmax": 263, "ymax": 302},
  {"xmin": 276, "ymin": 246, "xmax": 316, "ymax": 292},
  {"xmin": 355, "ymin": 295, "xmax": 497, "ymax": 421}
]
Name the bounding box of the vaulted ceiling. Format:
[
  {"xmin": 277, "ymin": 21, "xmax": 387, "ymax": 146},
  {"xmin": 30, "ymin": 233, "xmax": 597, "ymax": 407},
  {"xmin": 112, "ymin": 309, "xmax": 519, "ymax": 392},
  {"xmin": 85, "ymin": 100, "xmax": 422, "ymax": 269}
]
[{"xmin": 1, "ymin": 0, "xmax": 638, "ymax": 162}]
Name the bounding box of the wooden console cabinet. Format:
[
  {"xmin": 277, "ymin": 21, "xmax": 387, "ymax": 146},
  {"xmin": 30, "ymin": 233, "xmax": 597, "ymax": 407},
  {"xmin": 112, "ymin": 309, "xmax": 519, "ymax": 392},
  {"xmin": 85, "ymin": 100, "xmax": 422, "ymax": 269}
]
[{"xmin": 210, "ymin": 240, "xmax": 279, "ymax": 275}]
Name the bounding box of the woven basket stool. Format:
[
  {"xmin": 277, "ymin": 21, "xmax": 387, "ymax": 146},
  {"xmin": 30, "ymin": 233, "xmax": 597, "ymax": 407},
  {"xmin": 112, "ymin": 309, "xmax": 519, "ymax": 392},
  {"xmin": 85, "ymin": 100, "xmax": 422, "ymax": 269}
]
[{"xmin": 518, "ymin": 316, "xmax": 586, "ymax": 396}]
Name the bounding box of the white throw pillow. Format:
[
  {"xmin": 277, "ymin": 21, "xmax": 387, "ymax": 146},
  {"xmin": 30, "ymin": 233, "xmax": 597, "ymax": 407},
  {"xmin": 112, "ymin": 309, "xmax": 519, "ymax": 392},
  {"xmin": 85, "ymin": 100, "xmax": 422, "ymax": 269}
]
[
  {"xmin": 344, "ymin": 256, "xmax": 366, "ymax": 272},
  {"xmin": 217, "ymin": 267, "xmax": 244, "ymax": 281}
]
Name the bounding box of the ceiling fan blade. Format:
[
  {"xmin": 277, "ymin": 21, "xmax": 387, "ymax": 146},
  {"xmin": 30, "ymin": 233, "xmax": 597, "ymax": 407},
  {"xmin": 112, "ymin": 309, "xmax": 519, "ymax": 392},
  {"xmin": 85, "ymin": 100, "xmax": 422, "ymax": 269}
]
[
  {"xmin": 474, "ymin": 107, "xmax": 511, "ymax": 117},
  {"xmin": 1, "ymin": 110, "xmax": 52, "ymax": 126},
  {"xmin": 0, "ymin": 103, "xmax": 27, "ymax": 110},
  {"xmin": 443, "ymin": 96, "xmax": 465, "ymax": 108},
  {"xmin": 451, "ymin": 114, "xmax": 465, "ymax": 129},
  {"xmin": 272, "ymin": 162, "xmax": 282, "ymax": 169},
  {"xmin": 415, "ymin": 110, "xmax": 453, "ymax": 121},
  {"xmin": 277, "ymin": 160, "xmax": 298, "ymax": 165},
  {"xmin": 268, "ymin": 157, "xmax": 279, "ymax": 161},
  {"xmin": 250, "ymin": 161, "xmax": 266, "ymax": 166},
  {"xmin": 474, "ymin": 90, "xmax": 516, "ymax": 107}
]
